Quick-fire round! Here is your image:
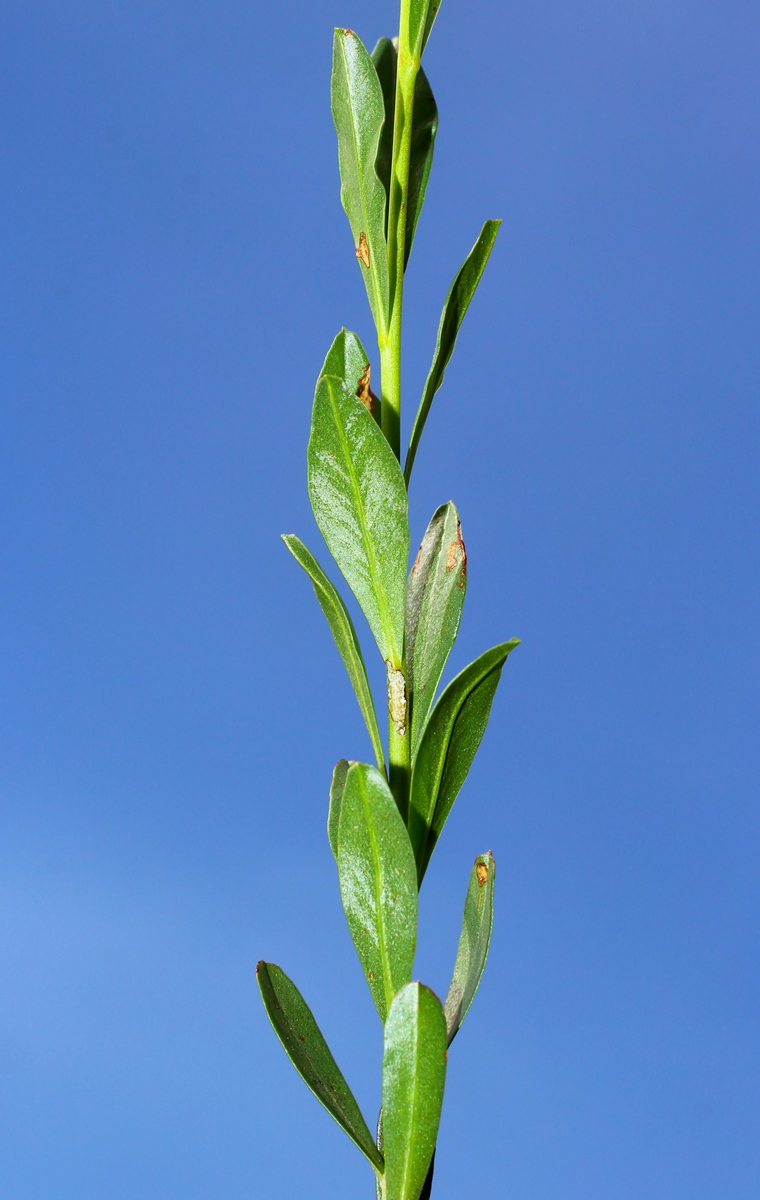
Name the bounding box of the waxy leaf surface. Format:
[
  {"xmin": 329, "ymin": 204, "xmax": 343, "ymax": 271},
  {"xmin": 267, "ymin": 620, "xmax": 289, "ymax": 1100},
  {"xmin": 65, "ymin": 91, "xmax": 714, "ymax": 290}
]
[
  {"xmin": 337, "ymin": 763, "xmax": 417, "ymax": 1023},
  {"xmin": 444, "ymin": 852, "xmax": 495, "ymax": 1044},
  {"xmin": 382, "ymin": 983, "xmax": 447, "ymax": 1200},
  {"xmin": 405, "ymin": 220, "xmax": 501, "ymax": 484},
  {"xmin": 409, "ymin": 640, "xmax": 520, "ymax": 880},
  {"xmin": 372, "ymin": 38, "xmax": 438, "ymax": 267},
  {"xmin": 283, "ymin": 536, "xmax": 385, "ymax": 772},
  {"xmin": 256, "ymin": 961, "xmax": 383, "ymax": 1172},
  {"xmin": 331, "ymin": 29, "xmax": 389, "ymax": 336},
  {"xmin": 405, "ymin": 502, "xmax": 466, "ymax": 758},
  {"xmin": 308, "ymin": 373, "xmax": 408, "ymax": 667}
]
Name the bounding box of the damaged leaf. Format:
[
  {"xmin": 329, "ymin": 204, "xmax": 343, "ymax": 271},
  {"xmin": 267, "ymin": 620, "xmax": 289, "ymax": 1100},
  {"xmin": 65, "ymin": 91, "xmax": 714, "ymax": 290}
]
[
  {"xmin": 443, "ymin": 852, "xmax": 495, "ymax": 1044},
  {"xmin": 405, "ymin": 502, "xmax": 467, "ymax": 758},
  {"xmin": 331, "ymin": 29, "xmax": 390, "ymax": 337}
]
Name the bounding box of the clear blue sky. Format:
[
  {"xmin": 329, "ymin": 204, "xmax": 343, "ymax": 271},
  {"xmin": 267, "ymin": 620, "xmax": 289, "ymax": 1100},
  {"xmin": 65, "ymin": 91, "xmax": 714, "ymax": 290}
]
[{"xmin": 1, "ymin": 2, "xmax": 758, "ymax": 1197}]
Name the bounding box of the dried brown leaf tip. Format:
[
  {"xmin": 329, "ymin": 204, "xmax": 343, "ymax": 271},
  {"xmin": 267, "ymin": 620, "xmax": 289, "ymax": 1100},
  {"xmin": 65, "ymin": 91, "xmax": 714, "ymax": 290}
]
[
  {"xmin": 356, "ymin": 363, "xmax": 378, "ymax": 416},
  {"xmin": 476, "ymin": 860, "xmax": 489, "ymax": 887},
  {"xmin": 446, "ymin": 519, "xmax": 467, "ymax": 586},
  {"xmin": 356, "ymin": 232, "xmax": 370, "ymax": 269}
]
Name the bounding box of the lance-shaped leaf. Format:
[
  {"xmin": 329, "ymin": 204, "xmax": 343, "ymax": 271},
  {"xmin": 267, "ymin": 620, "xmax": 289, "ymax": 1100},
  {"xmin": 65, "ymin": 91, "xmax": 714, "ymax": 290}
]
[
  {"xmin": 409, "ymin": 640, "xmax": 520, "ymax": 880},
  {"xmin": 405, "ymin": 502, "xmax": 467, "ymax": 759},
  {"xmin": 282, "ymin": 536, "xmax": 385, "ymax": 772},
  {"xmin": 405, "ymin": 220, "xmax": 501, "ymax": 485},
  {"xmin": 372, "ymin": 38, "xmax": 438, "ymax": 267},
  {"xmin": 257, "ymin": 961, "xmax": 384, "ymax": 1173},
  {"xmin": 337, "ymin": 763, "xmax": 417, "ymax": 1023},
  {"xmin": 327, "ymin": 758, "xmax": 351, "ymax": 861},
  {"xmin": 382, "ymin": 983, "xmax": 447, "ymax": 1200},
  {"xmin": 331, "ymin": 29, "xmax": 390, "ymax": 337},
  {"xmin": 444, "ymin": 852, "xmax": 495, "ymax": 1045},
  {"xmin": 308, "ymin": 372, "xmax": 408, "ymax": 668}
]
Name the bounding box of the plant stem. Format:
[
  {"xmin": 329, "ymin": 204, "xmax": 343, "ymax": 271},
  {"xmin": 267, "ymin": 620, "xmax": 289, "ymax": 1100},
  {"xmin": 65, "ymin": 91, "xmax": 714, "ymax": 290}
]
[
  {"xmin": 383, "ymin": 0, "xmax": 420, "ymax": 814},
  {"xmin": 380, "ymin": 0, "xmax": 420, "ymax": 464}
]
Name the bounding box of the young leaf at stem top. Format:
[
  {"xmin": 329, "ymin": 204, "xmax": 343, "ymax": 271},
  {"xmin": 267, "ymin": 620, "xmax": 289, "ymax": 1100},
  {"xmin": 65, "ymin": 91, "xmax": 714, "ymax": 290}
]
[
  {"xmin": 382, "ymin": 982, "xmax": 447, "ymax": 1200},
  {"xmin": 444, "ymin": 852, "xmax": 496, "ymax": 1045},
  {"xmin": 405, "ymin": 220, "xmax": 501, "ymax": 485},
  {"xmin": 282, "ymin": 536, "xmax": 385, "ymax": 773},
  {"xmin": 337, "ymin": 763, "xmax": 417, "ymax": 1023},
  {"xmin": 256, "ymin": 961, "xmax": 384, "ymax": 1173},
  {"xmin": 405, "ymin": 502, "xmax": 467, "ymax": 759},
  {"xmin": 331, "ymin": 29, "xmax": 390, "ymax": 338},
  {"xmin": 308, "ymin": 370, "xmax": 408, "ymax": 669},
  {"xmin": 408, "ymin": 640, "xmax": 520, "ymax": 882},
  {"xmin": 372, "ymin": 37, "xmax": 438, "ymax": 269}
]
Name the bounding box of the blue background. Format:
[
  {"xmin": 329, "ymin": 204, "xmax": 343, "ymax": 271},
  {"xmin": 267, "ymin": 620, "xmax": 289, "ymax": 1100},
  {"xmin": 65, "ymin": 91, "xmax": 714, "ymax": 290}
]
[{"xmin": 1, "ymin": 1, "xmax": 758, "ymax": 1196}]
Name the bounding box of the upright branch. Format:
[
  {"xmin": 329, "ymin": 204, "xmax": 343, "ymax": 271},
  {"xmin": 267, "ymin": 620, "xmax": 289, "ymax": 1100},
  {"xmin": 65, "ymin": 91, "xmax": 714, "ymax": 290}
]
[{"xmin": 258, "ymin": 3, "xmax": 518, "ymax": 1198}]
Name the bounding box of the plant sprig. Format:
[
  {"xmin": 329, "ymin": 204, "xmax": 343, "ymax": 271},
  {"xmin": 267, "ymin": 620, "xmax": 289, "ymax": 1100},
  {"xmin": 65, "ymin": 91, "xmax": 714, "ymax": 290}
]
[{"xmin": 259, "ymin": 4, "xmax": 517, "ymax": 1196}]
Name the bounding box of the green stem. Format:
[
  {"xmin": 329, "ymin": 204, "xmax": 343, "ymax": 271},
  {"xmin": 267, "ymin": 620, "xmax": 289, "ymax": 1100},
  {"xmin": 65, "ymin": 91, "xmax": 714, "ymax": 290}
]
[
  {"xmin": 380, "ymin": 0, "xmax": 420, "ymax": 463},
  {"xmin": 383, "ymin": 1, "xmax": 420, "ymax": 811},
  {"xmin": 388, "ymin": 714, "xmax": 410, "ymax": 823}
]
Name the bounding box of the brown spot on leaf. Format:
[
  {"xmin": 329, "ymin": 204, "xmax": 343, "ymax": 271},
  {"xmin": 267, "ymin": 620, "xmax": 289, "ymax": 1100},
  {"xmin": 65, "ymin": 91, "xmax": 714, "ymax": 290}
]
[
  {"xmin": 476, "ymin": 861, "xmax": 489, "ymax": 887},
  {"xmin": 356, "ymin": 363, "xmax": 377, "ymax": 416},
  {"xmin": 410, "ymin": 547, "xmax": 422, "ymax": 575},
  {"xmin": 368, "ymin": 971, "xmax": 375, "ymax": 981},
  {"xmin": 356, "ymin": 232, "xmax": 370, "ymax": 268},
  {"xmin": 446, "ymin": 520, "xmax": 467, "ymax": 587}
]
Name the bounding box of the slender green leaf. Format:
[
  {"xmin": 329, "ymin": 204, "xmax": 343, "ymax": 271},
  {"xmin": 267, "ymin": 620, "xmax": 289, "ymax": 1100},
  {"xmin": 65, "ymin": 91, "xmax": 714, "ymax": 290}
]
[
  {"xmin": 282, "ymin": 535, "xmax": 385, "ymax": 772},
  {"xmin": 337, "ymin": 763, "xmax": 417, "ymax": 1023},
  {"xmin": 372, "ymin": 38, "xmax": 438, "ymax": 267},
  {"xmin": 382, "ymin": 983, "xmax": 447, "ymax": 1200},
  {"xmin": 405, "ymin": 502, "xmax": 467, "ymax": 759},
  {"xmin": 444, "ymin": 852, "xmax": 496, "ymax": 1045},
  {"xmin": 331, "ymin": 29, "xmax": 389, "ymax": 336},
  {"xmin": 257, "ymin": 960, "xmax": 384, "ymax": 1172},
  {"xmin": 405, "ymin": 220, "xmax": 501, "ymax": 485},
  {"xmin": 308, "ymin": 372, "xmax": 408, "ymax": 668},
  {"xmin": 328, "ymin": 758, "xmax": 351, "ymax": 861},
  {"xmin": 409, "ymin": 640, "xmax": 520, "ymax": 880}
]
